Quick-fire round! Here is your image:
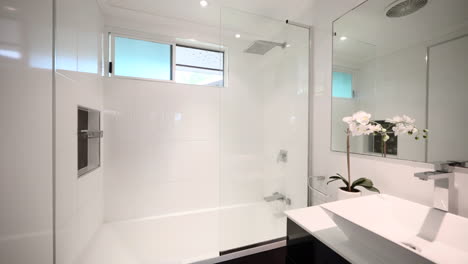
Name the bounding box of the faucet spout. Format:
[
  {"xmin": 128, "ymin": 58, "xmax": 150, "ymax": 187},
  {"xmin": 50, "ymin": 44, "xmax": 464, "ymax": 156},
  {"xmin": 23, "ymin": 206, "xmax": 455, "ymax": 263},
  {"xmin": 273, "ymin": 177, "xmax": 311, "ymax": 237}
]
[
  {"xmin": 414, "ymin": 162, "xmax": 455, "ymax": 212},
  {"xmin": 414, "ymin": 171, "xmax": 450, "ymax": 181}
]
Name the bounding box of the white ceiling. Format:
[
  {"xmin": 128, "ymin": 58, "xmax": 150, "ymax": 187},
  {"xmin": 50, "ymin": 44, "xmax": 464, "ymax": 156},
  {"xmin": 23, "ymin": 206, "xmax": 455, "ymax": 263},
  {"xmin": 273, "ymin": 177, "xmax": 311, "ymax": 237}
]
[
  {"xmin": 99, "ymin": 0, "xmax": 316, "ymax": 27},
  {"xmin": 334, "ymin": 0, "xmax": 468, "ymax": 58}
]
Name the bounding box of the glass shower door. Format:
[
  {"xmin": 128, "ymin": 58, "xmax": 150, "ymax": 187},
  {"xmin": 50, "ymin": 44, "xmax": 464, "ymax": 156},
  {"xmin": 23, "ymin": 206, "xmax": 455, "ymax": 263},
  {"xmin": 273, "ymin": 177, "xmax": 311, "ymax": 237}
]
[{"xmin": 219, "ymin": 7, "xmax": 309, "ymax": 252}]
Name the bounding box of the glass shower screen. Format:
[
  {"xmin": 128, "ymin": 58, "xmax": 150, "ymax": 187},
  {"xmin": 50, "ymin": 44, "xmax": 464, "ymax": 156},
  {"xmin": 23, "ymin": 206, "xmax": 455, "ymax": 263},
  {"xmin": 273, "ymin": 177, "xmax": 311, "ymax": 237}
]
[{"xmin": 219, "ymin": 7, "xmax": 310, "ymax": 252}]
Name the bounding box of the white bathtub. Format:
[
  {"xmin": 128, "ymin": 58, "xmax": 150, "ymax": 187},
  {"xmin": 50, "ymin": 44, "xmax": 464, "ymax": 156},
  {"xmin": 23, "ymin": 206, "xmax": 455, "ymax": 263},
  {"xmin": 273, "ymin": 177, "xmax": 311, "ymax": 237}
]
[{"xmin": 77, "ymin": 202, "xmax": 287, "ymax": 264}]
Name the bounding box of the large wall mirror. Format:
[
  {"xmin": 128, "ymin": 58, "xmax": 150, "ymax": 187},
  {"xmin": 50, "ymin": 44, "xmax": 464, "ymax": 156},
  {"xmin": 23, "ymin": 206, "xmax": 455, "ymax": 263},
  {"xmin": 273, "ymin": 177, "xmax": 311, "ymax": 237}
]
[{"xmin": 331, "ymin": 0, "xmax": 468, "ymax": 166}]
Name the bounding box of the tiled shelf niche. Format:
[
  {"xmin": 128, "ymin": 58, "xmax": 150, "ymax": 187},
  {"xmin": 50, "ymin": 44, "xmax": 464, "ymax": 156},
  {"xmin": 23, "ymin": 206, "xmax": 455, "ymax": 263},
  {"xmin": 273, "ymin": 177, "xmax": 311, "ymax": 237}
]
[{"xmin": 78, "ymin": 106, "xmax": 102, "ymax": 177}]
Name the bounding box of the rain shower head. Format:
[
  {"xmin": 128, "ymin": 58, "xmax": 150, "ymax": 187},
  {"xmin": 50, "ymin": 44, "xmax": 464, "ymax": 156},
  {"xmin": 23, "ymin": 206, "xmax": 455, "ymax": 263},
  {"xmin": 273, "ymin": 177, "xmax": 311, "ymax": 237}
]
[
  {"xmin": 385, "ymin": 0, "xmax": 428, "ymax": 18},
  {"xmin": 244, "ymin": 40, "xmax": 287, "ymax": 55}
]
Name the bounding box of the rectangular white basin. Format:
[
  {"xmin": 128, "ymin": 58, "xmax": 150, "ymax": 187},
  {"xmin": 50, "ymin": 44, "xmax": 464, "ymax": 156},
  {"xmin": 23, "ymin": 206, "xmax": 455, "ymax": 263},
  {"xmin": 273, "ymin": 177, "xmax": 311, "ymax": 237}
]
[{"xmin": 321, "ymin": 194, "xmax": 468, "ymax": 264}]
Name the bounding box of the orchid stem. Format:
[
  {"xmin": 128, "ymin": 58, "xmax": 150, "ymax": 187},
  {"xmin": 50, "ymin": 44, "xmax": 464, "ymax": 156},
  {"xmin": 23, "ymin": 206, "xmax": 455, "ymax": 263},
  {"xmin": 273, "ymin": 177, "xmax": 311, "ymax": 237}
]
[
  {"xmin": 347, "ymin": 129, "xmax": 351, "ymax": 192},
  {"xmin": 384, "ymin": 141, "xmax": 387, "ymax": 158}
]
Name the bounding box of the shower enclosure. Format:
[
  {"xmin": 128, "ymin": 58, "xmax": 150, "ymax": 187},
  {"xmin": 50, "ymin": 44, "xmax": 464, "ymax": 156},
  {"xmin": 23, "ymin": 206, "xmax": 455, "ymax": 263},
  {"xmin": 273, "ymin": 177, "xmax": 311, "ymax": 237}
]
[
  {"xmin": 51, "ymin": 4, "xmax": 309, "ymax": 264},
  {"xmin": 218, "ymin": 8, "xmax": 309, "ymax": 253}
]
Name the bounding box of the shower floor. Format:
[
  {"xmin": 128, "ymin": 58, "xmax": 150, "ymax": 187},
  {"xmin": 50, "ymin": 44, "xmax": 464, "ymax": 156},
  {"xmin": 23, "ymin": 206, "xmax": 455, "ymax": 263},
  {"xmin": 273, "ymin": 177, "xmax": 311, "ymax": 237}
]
[{"xmin": 77, "ymin": 202, "xmax": 286, "ymax": 264}]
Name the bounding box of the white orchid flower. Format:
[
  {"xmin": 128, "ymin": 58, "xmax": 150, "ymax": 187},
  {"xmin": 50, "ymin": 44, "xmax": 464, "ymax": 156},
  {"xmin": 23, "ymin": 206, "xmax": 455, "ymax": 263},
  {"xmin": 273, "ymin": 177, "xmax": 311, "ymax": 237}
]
[
  {"xmin": 393, "ymin": 123, "xmax": 410, "ymax": 136},
  {"xmin": 349, "ymin": 123, "xmax": 367, "ymax": 136},
  {"xmin": 342, "ymin": 116, "xmax": 353, "ymax": 124},
  {"xmin": 386, "ymin": 115, "xmax": 416, "ymax": 125},
  {"xmin": 368, "ymin": 123, "xmax": 382, "ymax": 133},
  {"xmin": 352, "ymin": 111, "xmax": 371, "ymax": 125},
  {"xmin": 386, "ymin": 115, "xmax": 403, "ymax": 124},
  {"xmin": 402, "ymin": 115, "xmax": 415, "ymax": 124},
  {"xmin": 343, "ymin": 111, "xmax": 383, "ymax": 137},
  {"xmin": 392, "ymin": 123, "xmax": 403, "ymax": 136},
  {"xmin": 348, "ymin": 123, "xmax": 359, "ymax": 136}
]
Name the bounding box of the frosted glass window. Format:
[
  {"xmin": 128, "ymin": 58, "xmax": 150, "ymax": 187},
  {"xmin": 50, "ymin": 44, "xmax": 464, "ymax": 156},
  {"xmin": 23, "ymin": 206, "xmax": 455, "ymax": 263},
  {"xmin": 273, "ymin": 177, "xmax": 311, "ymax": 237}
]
[
  {"xmin": 114, "ymin": 37, "xmax": 172, "ymax": 80},
  {"xmin": 332, "ymin": 71, "xmax": 353, "ymax": 98},
  {"xmin": 175, "ymin": 45, "xmax": 224, "ymax": 87},
  {"xmin": 176, "ymin": 66, "xmax": 224, "ymax": 87},
  {"xmin": 176, "ymin": 46, "xmax": 224, "ymax": 70}
]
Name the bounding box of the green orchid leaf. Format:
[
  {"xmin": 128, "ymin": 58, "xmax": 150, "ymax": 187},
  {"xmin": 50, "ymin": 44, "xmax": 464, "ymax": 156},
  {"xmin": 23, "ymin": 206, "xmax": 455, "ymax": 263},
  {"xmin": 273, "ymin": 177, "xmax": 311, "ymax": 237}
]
[
  {"xmin": 361, "ymin": 186, "xmax": 380, "ymax": 193},
  {"xmin": 351, "ymin": 178, "xmax": 373, "ymax": 189},
  {"xmin": 350, "ymin": 177, "xmax": 380, "ymax": 193},
  {"xmin": 326, "ymin": 178, "xmax": 341, "ymax": 185},
  {"xmin": 360, "ymin": 178, "xmax": 373, "ymax": 187},
  {"xmin": 336, "ymin": 174, "xmax": 349, "ymax": 185},
  {"xmin": 327, "ymin": 174, "xmax": 349, "ymax": 188}
]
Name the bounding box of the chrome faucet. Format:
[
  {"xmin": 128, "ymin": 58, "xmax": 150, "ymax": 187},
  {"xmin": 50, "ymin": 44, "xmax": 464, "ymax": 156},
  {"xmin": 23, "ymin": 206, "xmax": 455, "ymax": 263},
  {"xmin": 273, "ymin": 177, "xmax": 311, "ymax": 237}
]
[
  {"xmin": 414, "ymin": 162, "xmax": 458, "ymax": 212},
  {"xmin": 264, "ymin": 192, "xmax": 291, "ymax": 205}
]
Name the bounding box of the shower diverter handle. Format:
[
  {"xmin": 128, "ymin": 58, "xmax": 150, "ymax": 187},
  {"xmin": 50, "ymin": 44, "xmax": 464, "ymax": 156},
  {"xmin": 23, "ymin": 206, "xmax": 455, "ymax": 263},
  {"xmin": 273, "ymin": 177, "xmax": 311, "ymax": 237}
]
[{"xmin": 79, "ymin": 130, "xmax": 104, "ymax": 138}]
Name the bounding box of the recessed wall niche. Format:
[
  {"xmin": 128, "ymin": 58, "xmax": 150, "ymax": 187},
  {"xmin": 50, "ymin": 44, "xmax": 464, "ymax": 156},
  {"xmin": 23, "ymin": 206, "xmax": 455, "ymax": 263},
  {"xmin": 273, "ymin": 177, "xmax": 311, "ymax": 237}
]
[{"xmin": 78, "ymin": 106, "xmax": 102, "ymax": 177}]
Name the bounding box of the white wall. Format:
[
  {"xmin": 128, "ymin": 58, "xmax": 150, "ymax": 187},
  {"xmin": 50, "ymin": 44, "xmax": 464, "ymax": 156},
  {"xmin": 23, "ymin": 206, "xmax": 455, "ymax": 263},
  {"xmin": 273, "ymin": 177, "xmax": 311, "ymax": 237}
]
[
  {"xmin": 373, "ymin": 46, "xmax": 427, "ymax": 161},
  {"xmin": 218, "ymin": 8, "xmax": 309, "ymax": 211},
  {"xmin": 101, "ymin": 9, "xmax": 222, "ymax": 221},
  {"xmin": 0, "ymin": 0, "xmax": 53, "ymax": 263},
  {"xmin": 219, "ymin": 35, "xmax": 310, "ymax": 209},
  {"xmin": 103, "ymin": 78, "xmax": 221, "ymax": 221},
  {"xmin": 218, "ymin": 45, "xmax": 265, "ymax": 206},
  {"xmin": 102, "ymin": 8, "xmax": 309, "ymax": 222},
  {"xmin": 54, "ymin": 0, "xmax": 105, "ymax": 263},
  {"xmin": 309, "ymin": 0, "xmax": 468, "ymax": 218},
  {"xmin": 427, "ymin": 35, "xmax": 468, "ymax": 162},
  {"xmin": 260, "ymin": 26, "xmax": 309, "ymax": 211}
]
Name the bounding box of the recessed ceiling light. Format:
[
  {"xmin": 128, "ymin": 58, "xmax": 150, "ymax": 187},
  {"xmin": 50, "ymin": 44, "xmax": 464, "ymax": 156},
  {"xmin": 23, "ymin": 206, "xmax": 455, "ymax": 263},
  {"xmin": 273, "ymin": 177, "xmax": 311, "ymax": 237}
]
[
  {"xmin": 235, "ymin": 34, "xmax": 241, "ymax": 38},
  {"xmin": 4, "ymin": 6, "xmax": 16, "ymax": 11},
  {"xmin": 286, "ymin": 44, "xmax": 291, "ymax": 48},
  {"xmin": 200, "ymin": 0, "xmax": 208, "ymax": 7},
  {"xmin": 340, "ymin": 36, "xmax": 347, "ymax": 41}
]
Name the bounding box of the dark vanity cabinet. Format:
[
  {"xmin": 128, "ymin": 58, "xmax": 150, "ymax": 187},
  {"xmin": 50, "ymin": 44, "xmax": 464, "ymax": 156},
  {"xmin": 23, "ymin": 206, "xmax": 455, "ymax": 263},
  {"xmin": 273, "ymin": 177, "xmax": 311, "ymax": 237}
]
[{"xmin": 286, "ymin": 219, "xmax": 350, "ymax": 264}]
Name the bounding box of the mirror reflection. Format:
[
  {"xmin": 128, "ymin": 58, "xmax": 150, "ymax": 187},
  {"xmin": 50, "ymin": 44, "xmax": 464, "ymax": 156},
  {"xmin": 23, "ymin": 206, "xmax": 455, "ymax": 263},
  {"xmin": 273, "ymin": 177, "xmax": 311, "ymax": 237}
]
[{"xmin": 332, "ymin": 0, "xmax": 468, "ymax": 165}]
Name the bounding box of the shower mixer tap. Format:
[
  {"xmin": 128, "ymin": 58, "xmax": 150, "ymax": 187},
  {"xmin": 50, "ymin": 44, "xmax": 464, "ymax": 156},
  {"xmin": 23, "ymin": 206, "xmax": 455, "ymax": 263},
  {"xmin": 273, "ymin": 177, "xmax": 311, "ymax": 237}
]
[
  {"xmin": 264, "ymin": 192, "xmax": 291, "ymax": 205},
  {"xmin": 277, "ymin": 149, "xmax": 288, "ymax": 163}
]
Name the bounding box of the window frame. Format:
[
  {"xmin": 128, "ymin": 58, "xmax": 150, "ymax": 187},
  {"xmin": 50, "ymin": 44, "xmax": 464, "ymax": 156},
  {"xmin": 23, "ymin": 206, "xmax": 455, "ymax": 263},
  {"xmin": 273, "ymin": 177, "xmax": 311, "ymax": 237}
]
[
  {"xmin": 110, "ymin": 33, "xmax": 175, "ymax": 83},
  {"xmin": 174, "ymin": 44, "xmax": 225, "ymax": 87},
  {"xmin": 108, "ymin": 32, "xmax": 226, "ymax": 87}
]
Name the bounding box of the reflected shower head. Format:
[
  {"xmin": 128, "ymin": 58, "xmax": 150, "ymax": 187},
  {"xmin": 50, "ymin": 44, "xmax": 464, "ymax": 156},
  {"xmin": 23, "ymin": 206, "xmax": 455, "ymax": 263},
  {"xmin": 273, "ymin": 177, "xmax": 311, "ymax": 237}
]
[
  {"xmin": 385, "ymin": 0, "xmax": 428, "ymax": 18},
  {"xmin": 244, "ymin": 40, "xmax": 287, "ymax": 55}
]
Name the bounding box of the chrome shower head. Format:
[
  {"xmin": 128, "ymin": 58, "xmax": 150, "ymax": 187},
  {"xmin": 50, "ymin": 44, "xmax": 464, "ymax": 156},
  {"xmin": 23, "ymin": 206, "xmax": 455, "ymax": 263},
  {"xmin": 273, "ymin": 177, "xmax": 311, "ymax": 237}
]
[
  {"xmin": 244, "ymin": 40, "xmax": 287, "ymax": 55},
  {"xmin": 385, "ymin": 0, "xmax": 428, "ymax": 18}
]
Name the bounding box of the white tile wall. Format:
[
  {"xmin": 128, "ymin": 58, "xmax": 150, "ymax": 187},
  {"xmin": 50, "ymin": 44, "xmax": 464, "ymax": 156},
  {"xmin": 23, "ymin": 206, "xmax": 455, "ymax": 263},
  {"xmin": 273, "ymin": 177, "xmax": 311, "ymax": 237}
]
[
  {"xmin": 427, "ymin": 35, "xmax": 468, "ymax": 162},
  {"xmin": 54, "ymin": 0, "xmax": 105, "ymax": 263},
  {"xmin": 0, "ymin": 1, "xmax": 54, "ymax": 263},
  {"xmin": 218, "ymin": 11, "xmax": 309, "ymax": 210},
  {"xmin": 103, "ymin": 78, "xmax": 220, "ymax": 221},
  {"xmin": 102, "ymin": 9, "xmax": 310, "ymax": 222},
  {"xmin": 309, "ymin": 0, "xmax": 468, "ymax": 217}
]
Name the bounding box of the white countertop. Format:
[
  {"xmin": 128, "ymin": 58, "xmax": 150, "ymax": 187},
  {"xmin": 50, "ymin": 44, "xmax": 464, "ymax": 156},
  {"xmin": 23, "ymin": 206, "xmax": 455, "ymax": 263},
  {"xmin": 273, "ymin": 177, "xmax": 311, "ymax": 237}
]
[{"xmin": 285, "ymin": 205, "xmax": 388, "ymax": 264}]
